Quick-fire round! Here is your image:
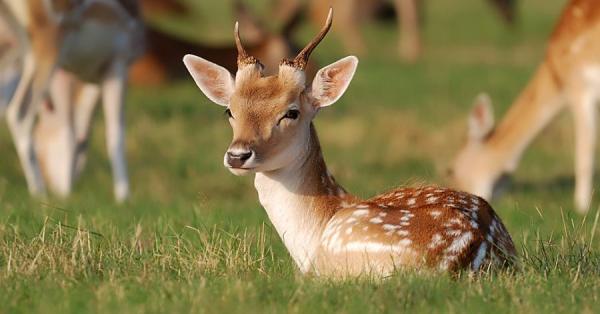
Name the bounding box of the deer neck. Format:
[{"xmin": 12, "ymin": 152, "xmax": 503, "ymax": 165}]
[
  {"xmin": 254, "ymin": 123, "xmax": 357, "ymax": 273},
  {"xmin": 482, "ymin": 62, "xmax": 565, "ymax": 174}
]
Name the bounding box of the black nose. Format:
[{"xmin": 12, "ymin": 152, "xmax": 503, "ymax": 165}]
[{"xmin": 226, "ymin": 150, "xmax": 253, "ymax": 168}]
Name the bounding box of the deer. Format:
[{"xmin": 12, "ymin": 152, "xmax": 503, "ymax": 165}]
[
  {"xmin": 0, "ymin": 0, "xmax": 144, "ymax": 202},
  {"xmin": 183, "ymin": 8, "xmax": 516, "ymax": 277},
  {"xmin": 450, "ymin": 0, "xmax": 600, "ymax": 214},
  {"xmin": 275, "ymin": 0, "xmax": 516, "ymax": 62},
  {"xmin": 130, "ymin": 0, "xmax": 312, "ymax": 86}
]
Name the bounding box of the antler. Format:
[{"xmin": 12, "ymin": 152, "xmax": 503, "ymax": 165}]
[
  {"xmin": 234, "ymin": 21, "xmax": 260, "ymax": 68},
  {"xmin": 282, "ymin": 7, "xmax": 333, "ymax": 70}
]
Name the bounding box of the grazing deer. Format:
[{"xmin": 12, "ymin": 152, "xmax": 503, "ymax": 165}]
[
  {"xmin": 450, "ymin": 0, "xmax": 600, "ymax": 213},
  {"xmin": 183, "ymin": 9, "xmax": 516, "ymax": 277},
  {"xmin": 0, "ymin": 0, "xmax": 144, "ymax": 201},
  {"xmin": 130, "ymin": 1, "xmax": 310, "ymax": 86},
  {"xmin": 278, "ymin": 0, "xmax": 516, "ymax": 62}
]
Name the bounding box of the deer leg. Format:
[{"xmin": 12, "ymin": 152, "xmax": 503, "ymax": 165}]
[
  {"xmin": 34, "ymin": 69, "xmax": 77, "ymax": 197},
  {"xmin": 6, "ymin": 52, "xmax": 47, "ymax": 196},
  {"xmin": 335, "ymin": 0, "xmax": 365, "ymax": 54},
  {"xmin": 102, "ymin": 61, "xmax": 129, "ymax": 202},
  {"xmin": 0, "ymin": 62, "xmax": 20, "ymax": 115},
  {"xmin": 395, "ymin": 0, "xmax": 421, "ymax": 62},
  {"xmin": 73, "ymin": 83, "xmax": 100, "ymax": 179},
  {"xmin": 569, "ymin": 86, "xmax": 597, "ymax": 213}
]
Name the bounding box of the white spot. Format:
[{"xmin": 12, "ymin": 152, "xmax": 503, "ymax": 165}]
[
  {"xmin": 398, "ymin": 238, "xmax": 412, "ymax": 247},
  {"xmin": 383, "ymin": 224, "xmax": 400, "ymax": 231},
  {"xmin": 345, "ymin": 228, "xmax": 353, "ymax": 235},
  {"xmin": 353, "ymin": 209, "xmax": 369, "ymax": 216},
  {"xmin": 369, "ymin": 217, "xmax": 383, "ymax": 224},
  {"xmin": 428, "ymin": 233, "xmax": 445, "ymax": 249},
  {"xmin": 400, "ymin": 216, "xmax": 410, "ymax": 222},
  {"xmin": 407, "ymin": 198, "xmax": 416, "ymax": 206},
  {"xmin": 346, "ymin": 217, "xmax": 357, "ymax": 224},
  {"xmin": 430, "ymin": 210, "xmax": 442, "ymax": 218},
  {"xmin": 426, "ymin": 196, "xmax": 438, "ymax": 204},
  {"xmin": 339, "ymin": 241, "xmax": 414, "ymax": 254},
  {"xmin": 397, "ymin": 230, "xmax": 410, "ymax": 237},
  {"xmin": 356, "ymin": 204, "xmax": 370, "ymax": 209},
  {"xmin": 446, "ymin": 231, "xmax": 473, "ymax": 253},
  {"xmin": 446, "ymin": 229, "xmax": 462, "ymax": 237},
  {"xmin": 471, "ymin": 241, "xmax": 488, "ymax": 270},
  {"xmin": 400, "ymin": 221, "xmax": 410, "ymax": 226},
  {"xmin": 378, "ymin": 212, "xmax": 388, "ymax": 217},
  {"xmin": 449, "ymin": 218, "xmax": 463, "ymax": 225},
  {"xmin": 362, "ymin": 226, "xmax": 369, "ymax": 231},
  {"xmin": 472, "ymin": 197, "xmax": 481, "ymax": 205},
  {"xmin": 470, "ymin": 221, "xmax": 479, "ymax": 229},
  {"xmin": 439, "ymin": 254, "xmax": 458, "ymax": 270}
]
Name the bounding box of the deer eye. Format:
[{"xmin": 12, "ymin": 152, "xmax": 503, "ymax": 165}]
[
  {"xmin": 224, "ymin": 108, "xmax": 233, "ymax": 119},
  {"xmin": 283, "ymin": 109, "xmax": 300, "ymax": 120}
]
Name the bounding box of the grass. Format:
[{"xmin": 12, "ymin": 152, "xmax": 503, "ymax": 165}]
[{"xmin": 1, "ymin": 0, "xmax": 600, "ymax": 312}]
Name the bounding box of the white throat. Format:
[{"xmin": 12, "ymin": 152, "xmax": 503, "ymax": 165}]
[
  {"xmin": 254, "ymin": 166, "xmax": 328, "ymax": 273},
  {"xmin": 253, "ymin": 127, "xmax": 344, "ymax": 273}
]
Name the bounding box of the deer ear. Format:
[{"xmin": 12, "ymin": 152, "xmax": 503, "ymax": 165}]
[
  {"xmin": 468, "ymin": 93, "xmax": 495, "ymax": 141},
  {"xmin": 310, "ymin": 56, "xmax": 358, "ymax": 108},
  {"xmin": 183, "ymin": 54, "xmax": 234, "ymax": 106}
]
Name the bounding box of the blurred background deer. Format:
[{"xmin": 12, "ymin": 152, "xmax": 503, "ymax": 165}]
[
  {"xmin": 273, "ymin": 0, "xmax": 517, "ymax": 62},
  {"xmin": 0, "ymin": 0, "xmax": 320, "ymax": 202},
  {"xmin": 450, "ymin": 0, "xmax": 600, "ymax": 214},
  {"xmin": 0, "ymin": 0, "xmax": 144, "ymax": 202}
]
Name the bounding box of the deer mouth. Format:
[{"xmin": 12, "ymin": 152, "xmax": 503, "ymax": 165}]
[{"xmin": 226, "ymin": 166, "xmax": 255, "ymax": 176}]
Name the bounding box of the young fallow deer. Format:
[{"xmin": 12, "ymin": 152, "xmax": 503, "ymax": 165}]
[
  {"xmin": 1, "ymin": 0, "xmax": 143, "ymax": 202},
  {"xmin": 183, "ymin": 9, "xmax": 516, "ymax": 277},
  {"xmin": 451, "ymin": 0, "xmax": 600, "ymax": 214}
]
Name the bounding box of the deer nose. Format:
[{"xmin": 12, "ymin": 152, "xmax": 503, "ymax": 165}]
[{"xmin": 226, "ymin": 150, "xmax": 253, "ymax": 168}]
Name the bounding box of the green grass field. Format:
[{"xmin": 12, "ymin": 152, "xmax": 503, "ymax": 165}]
[{"xmin": 2, "ymin": 0, "xmax": 600, "ymax": 312}]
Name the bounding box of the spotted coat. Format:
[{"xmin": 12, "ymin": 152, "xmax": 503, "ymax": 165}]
[{"xmin": 314, "ymin": 186, "xmax": 516, "ymax": 276}]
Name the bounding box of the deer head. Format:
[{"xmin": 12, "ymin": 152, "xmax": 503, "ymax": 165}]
[
  {"xmin": 449, "ymin": 93, "xmax": 504, "ymax": 199},
  {"xmin": 184, "ymin": 8, "xmax": 358, "ymax": 175}
]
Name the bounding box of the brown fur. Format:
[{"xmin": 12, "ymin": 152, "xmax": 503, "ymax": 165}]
[{"xmin": 452, "ymin": 0, "xmax": 600, "ymax": 212}]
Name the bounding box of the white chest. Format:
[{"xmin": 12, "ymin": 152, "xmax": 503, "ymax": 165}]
[{"xmin": 255, "ymin": 174, "xmax": 325, "ymax": 273}]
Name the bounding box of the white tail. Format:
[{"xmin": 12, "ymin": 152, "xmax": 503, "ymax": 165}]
[
  {"xmin": 451, "ymin": 0, "xmax": 600, "ymax": 213},
  {"xmin": 184, "ymin": 8, "xmax": 516, "ymax": 277}
]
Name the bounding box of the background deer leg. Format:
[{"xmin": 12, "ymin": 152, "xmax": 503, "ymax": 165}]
[
  {"xmin": 5, "ymin": 52, "xmax": 48, "ymax": 196},
  {"xmin": 395, "ymin": 0, "xmax": 421, "ymax": 62},
  {"xmin": 102, "ymin": 60, "xmax": 129, "ymax": 202},
  {"xmin": 73, "ymin": 82, "xmax": 100, "ymax": 179},
  {"xmin": 569, "ymin": 84, "xmax": 597, "ymax": 213},
  {"xmin": 34, "ymin": 69, "xmax": 76, "ymax": 197}
]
